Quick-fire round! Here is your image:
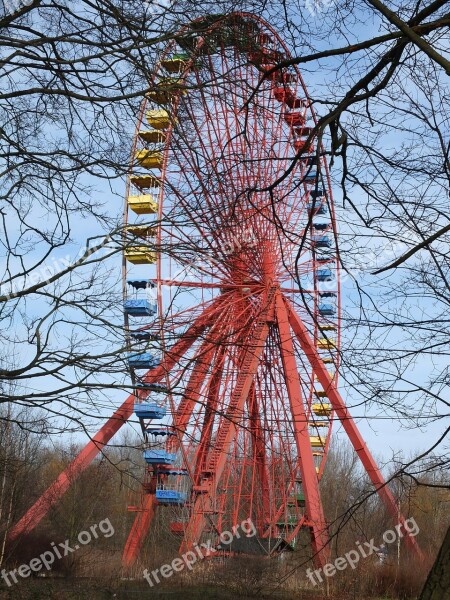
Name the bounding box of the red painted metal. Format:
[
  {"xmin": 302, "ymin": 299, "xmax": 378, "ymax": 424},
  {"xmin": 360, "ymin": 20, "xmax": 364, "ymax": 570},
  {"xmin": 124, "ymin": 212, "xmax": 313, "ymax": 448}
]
[
  {"xmin": 117, "ymin": 10, "xmax": 419, "ymax": 566},
  {"xmin": 247, "ymin": 383, "xmax": 271, "ymax": 535},
  {"xmin": 9, "ymin": 13, "xmax": 422, "ymax": 573},
  {"xmin": 9, "ymin": 394, "xmax": 135, "ymax": 540},
  {"xmin": 276, "ymin": 293, "xmax": 329, "ymax": 565},
  {"xmin": 285, "ymin": 297, "xmax": 424, "ymax": 559},
  {"xmin": 123, "ymin": 494, "xmax": 157, "ymax": 566},
  {"xmin": 179, "ymin": 289, "xmax": 275, "ymax": 555},
  {"xmin": 119, "ymin": 12, "xmax": 343, "ymax": 564},
  {"xmin": 122, "ymin": 341, "xmax": 218, "ymax": 566},
  {"xmin": 192, "ymin": 347, "xmax": 226, "ymax": 486}
]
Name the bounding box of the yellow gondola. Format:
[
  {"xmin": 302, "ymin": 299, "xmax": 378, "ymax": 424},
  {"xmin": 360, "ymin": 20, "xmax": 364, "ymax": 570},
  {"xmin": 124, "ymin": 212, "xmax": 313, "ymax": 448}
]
[
  {"xmin": 310, "ymin": 436, "xmax": 326, "ymax": 448},
  {"xmin": 147, "ymin": 79, "xmax": 184, "ymax": 105},
  {"xmin": 314, "ymin": 370, "xmax": 335, "ymax": 381},
  {"xmin": 130, "ymin": 174, "xmax": 161, "ymax": 190},
  {"xmin": 146, "ymin": 109, "xmax": 171, "ymax": 130},
  {"xmin": 147, "ymin": 89, "xmax": 172, "ymax": 105},
  {"xmin": 317, "ymin": 337, "xmax": 336, "ymax": 349},
  {"xmin": 124, "ymin": 247, "xmax": 157, "ymax": 265},
  {"xmin": 313, "ymin": 451, "xmax": 323, "ymax": 474},
  {"xmin": 126, "ymin": 225, "xmax": 157, "ymax": 238},
  {"xmin": 138, "ymin": 130, "xmax": 166, "ymax": 144},
  {"xmin": 135, "ymin": 150, "xmax": 163, "ymax": 169},
  {"xmin": 127, "ymin": 194, "xmax": 158, "ymax": 215},
  {"xmin": 312, "ymin": 403, "xmax": 332, "ymax": 417},
  {"xmin": 161, "ymin": 53, "xmax": 189, "ymax": 73},
  {"xmin": 321, "ymin": 357, "xmax": 335, "ymax": 364}
]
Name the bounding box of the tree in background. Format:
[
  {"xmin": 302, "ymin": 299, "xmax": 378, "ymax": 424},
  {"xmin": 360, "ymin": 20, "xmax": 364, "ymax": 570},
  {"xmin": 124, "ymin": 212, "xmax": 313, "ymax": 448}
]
[{"xmin": 0, "ymin": 0, "xmax": 448, "ymax": 593}]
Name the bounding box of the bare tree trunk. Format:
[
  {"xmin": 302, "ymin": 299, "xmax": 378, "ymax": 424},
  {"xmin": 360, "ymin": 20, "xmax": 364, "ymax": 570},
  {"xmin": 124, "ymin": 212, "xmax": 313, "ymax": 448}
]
[
  {"xmin": 0, "ymin": 401, "xmax": 12, "ymax": 567},
  {"xmin": 419, "ymin": 526, "xmax": 450, "ymax": 600}
]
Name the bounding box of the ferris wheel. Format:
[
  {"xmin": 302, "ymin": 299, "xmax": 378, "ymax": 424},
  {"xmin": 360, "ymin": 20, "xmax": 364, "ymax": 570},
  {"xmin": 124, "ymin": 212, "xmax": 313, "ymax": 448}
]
[{"xmin": 9, "ymin": 12, "xmax": 422, "ymax": 569}]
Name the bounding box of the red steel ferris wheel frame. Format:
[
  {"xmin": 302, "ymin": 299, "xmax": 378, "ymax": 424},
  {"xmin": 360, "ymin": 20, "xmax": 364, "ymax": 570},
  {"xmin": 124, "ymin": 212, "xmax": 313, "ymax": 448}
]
[
  {"xmin": 121, "ymin": 12, "xmax": 342, "ymax": 565},
  {"xmin": 8, "ymin": 12, "xmax": 423, "ymax": 571},
  {"xmin": 7, "ymin": 287, "xmax": 423, "ymax": 565}
]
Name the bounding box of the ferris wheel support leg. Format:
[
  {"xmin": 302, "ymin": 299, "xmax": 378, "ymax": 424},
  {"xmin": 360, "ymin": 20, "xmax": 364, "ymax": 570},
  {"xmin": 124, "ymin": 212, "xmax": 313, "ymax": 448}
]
[
  {"xmin": 285, "ymin": 297, "xmax": 424, "ymax": 560},
  {"xmin": 122, "ymin": 494, "xmax": 157, "ymax": 568},
  {"xmin": 8, "ymin": 393, "xmax": 136, "ymax": 542},
  {"xmin": 247, "ymin": 384, "xmax": 271, "ymax": 535},
  {"xmin": 8, "ymin": 312, "xmax": 211, "ymax": 543},
  {"xmin": 180, "ymin": 298, "xmax": 274, "ymax": 555},
  {"xmin": 276, "ymin": 294, "xmax": 330, "ymax": 568}
]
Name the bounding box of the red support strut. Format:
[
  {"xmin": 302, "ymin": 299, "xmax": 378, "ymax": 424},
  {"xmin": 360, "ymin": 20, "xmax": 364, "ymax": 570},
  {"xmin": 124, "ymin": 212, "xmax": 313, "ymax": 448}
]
[
  {"xmin": 276, "ymin": 293, "xmax": 330, "ymax": 567},
  {"xmin": 285, "ymin": 296, "xmax": 424, "ymax": 559}
]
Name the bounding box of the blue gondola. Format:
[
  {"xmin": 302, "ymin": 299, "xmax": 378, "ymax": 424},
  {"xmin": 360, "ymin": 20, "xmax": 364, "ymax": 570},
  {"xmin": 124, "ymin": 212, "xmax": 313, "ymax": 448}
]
[
  {"xmin": 307, "ymin": 201, "xmax": 327, "ymax": 215},
  {"xmin": 316, "ymin": 269, "xmax": 334, "ymax": 282},
  {"xmin": 310, "ymin": 189, "xmax": 325, "ymax": 199},
  {"xmin": 143, "ymin": 449, "xmax": 176, "ymax": 464},
  {"xmin": 134, "ymin": 402, "xmax": 166, "ymax": 419},
  {"xmin": 136, "ymin": 382, "xmax": 169, "ymax": 393},
  {"xmin": 124, "ymin": 299, "xmax": 157, "ymax": 317},
  {"xmin": 127, "ymin": 352, "xmax": 160, "ymax": 369},
  {"xmin": 318, "ymin": 303, "xmax": 336, "ymax": 316},
  {"xmin": 127, "ymin": 279, "xmax": 156, "ymax": 289},
  {"xmin": 155, "ymin": 489, "xmax": 187, "ymax": 505},
  {"xmin": 304, "ymin": 172, "xmax": 317, "ymax": 184},
  {"xmin": 129, "ymin": 331, "xmax": 158, "ymax": 341},
  {"xmin": 156, "ymin": 468, "xmax": 189, "ymax": 476},
  {"xmin": 124, "ymin": 279, "xmax": 157, "ymax": 317},
  {"xmin": 145, "ymin": 428, "xmax": 176, "ymax": 437},
  {"xmin": 302, "ymin": 156, "xmax": 318, "ymax": 167},
  {"xmin": 312, "ymin": 235, "xmax": 332, "ymax": 248},
  {"xmin": 313, "ymin": 223, "xmax": 329, "ymax": 231}
]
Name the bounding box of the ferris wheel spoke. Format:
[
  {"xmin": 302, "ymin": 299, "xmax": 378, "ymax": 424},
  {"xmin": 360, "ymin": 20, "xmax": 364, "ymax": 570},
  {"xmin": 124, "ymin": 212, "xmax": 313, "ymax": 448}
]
[{"xmin": 169, "ymin": 329, "xmax": 227, "ymax": 448}]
